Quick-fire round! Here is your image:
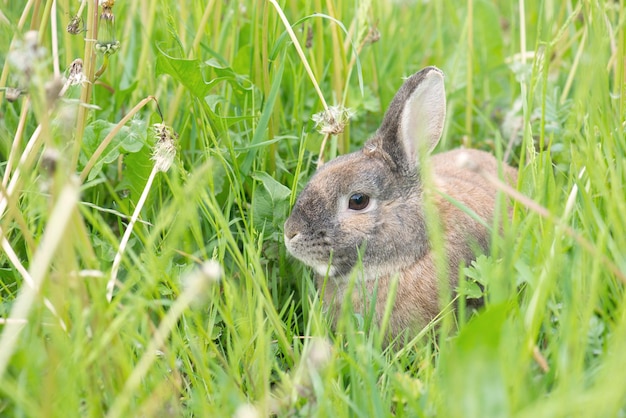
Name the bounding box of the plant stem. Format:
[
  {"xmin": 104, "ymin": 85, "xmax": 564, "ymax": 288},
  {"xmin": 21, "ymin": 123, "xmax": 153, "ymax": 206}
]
[
  {"xmin": 269, "ymin": 0, "xmax": 329, "ymax": 113},
  {"xmin": 107, "ymin": 165, "xmax": 158, "ymax": 302},
  {"xmin": 71, "ymin": 0, "xmax": 99, "ymax": 172}
]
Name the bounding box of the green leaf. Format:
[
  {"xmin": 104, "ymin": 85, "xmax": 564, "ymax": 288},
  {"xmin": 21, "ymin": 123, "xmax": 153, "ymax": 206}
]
[
  {"xmin": 120, "ymin": 118, "xmax": 147, "ymax": 153},
  {"xmin": 82, "ymin": 119, "xmax": 149, "ymax": 181},
  {"xmin": 118, "ymin": 145, "xmax": 154, "ymax": 206},
  {"xmin": 437, "ymin": 303, "xmax": 513, "ymax": 418},
  {"xmin": 251, "ymin": 172, "xmax": 290, "ymax": 238},
  {"xmin": 252, "ymin": 171, "xmax": 291, "ymax": 203},
  {"xmin": 155, "ymin": 44, "xmax": 214, "ymax": 98}
]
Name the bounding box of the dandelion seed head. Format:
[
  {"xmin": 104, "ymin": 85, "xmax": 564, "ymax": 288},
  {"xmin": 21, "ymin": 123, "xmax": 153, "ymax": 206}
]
[
  {"xmin": 45, "ymin": 76, "xmax": 65, "ymax": 105},
  {"xmin": 67, "ymin": 59, "xmax": 88, "ymax": 87},
  {"xmin": 365, "ymin": 26, "xmax": 381, "ymax": 44},
  {"xmin": 66, "ymin": 15, "xmax": 84, "ymax": 35},
  {"xmin": 41, "ymin": 148, "xmax": 61, "ymax": 175},
  {"xmin": 8, "ymin": 30, "xmax": 47, "ymax": 84},
  {"xmin": 304, "ymin": 337, "xmax": 333, "ymax": 372},
  {"xmin": 183, "ymin": 260, "xmax": 223, "ymax": 305},
  {"xmin": 312, "ymin": 105, "xmax": 355, "ymax": 135},
  {"xmin": 200, "ymin": 260, "xmax": 223, "ymax": 283},
  {"xmin": 151, "ymin": 123, "xmax": 178, "ymax": 172},
  {"xmin": 5, "ymin": 87, "xmax": 23, "ymax": 102},
  {"xmin": 233, "ymin": 403, "xmax": 260, "ymax": 418}
]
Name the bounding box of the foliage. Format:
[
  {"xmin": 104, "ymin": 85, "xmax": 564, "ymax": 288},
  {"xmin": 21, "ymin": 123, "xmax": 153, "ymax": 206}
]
[{"xmin": 0, "ymin": 0, "xmax": 625, "ymax": 417}]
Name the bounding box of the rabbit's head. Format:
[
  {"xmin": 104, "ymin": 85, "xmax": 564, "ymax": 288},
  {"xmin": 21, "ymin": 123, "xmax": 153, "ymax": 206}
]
[{"xmin": 284, "ymin": 67, "xmax": 446, "ymax": 281}]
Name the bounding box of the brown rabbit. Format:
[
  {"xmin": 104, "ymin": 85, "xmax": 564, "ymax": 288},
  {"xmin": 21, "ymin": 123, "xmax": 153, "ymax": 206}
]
[{"xmin": 284, "ymin": 67, "xmax": 517, "ymax": 339}]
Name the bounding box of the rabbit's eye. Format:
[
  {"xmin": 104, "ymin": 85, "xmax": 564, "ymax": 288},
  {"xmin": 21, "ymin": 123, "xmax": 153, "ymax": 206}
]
[{"xmin": 348, "ymin": 193, "xmax": 370, "ymax": 210}]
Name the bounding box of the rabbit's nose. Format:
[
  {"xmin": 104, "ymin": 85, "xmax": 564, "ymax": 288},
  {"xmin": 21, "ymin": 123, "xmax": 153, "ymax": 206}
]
[{"xmin": 284, "ymin": 217, "xmax": 300, "ymax": 240}]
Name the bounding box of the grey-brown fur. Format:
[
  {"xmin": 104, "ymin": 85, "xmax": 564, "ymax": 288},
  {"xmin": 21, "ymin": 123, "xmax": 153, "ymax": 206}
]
[{"xmin": 284, "ymin": 67, "xmax": 517, "ymax": 339}]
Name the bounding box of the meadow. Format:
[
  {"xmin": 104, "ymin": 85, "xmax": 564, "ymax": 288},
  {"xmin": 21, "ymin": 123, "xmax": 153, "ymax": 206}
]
[{"xmin": 0, "ymin": 0, "xmax": 625, "ymax": 416}]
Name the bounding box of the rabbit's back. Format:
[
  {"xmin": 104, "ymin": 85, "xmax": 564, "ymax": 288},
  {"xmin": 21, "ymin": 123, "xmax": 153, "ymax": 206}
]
[{"xmin": 321, "ymin": 148, "xmax": 517, "ymax": 337}]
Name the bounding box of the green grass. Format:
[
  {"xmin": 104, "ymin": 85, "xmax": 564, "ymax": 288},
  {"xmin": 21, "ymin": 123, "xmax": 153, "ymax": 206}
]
[{"xmin": 0, "ymin": 0, "xmax": 625, "ymax": 416}]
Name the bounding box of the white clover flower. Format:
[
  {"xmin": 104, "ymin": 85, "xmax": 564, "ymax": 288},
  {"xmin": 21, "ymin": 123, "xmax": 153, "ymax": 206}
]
[{"xmin": 312, "ymin": 105, "xmax": 355, "ymax": 135}]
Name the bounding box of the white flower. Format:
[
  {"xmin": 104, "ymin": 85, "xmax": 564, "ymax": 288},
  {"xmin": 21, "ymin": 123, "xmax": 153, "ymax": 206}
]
[
  {"xmin": 66, "ymin": 59, "xmax": 88, "ymax": 86},
  {"xmin": 151, "ymin": 123, "xmax": 177, "ymax": 172},
  {"xmin": 304, "ymin": 337, "xmax": 333, "ymax": 372},
  {"xmin": 7, "ymin": 31, "xmax": 46, "ymax": 83},
  {"xmin": 183, "ymin": 260, "xmax": 223, "ymax": 297},
  {"xmin": 312, "ymin": 105, "xmax": 355, "ymax": 135},
  {"xmin": 233, "ymin": 403, "xmax": 260, "ymax": 418}
]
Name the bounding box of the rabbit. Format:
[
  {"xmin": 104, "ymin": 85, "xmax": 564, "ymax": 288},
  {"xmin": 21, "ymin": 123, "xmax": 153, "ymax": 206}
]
[{"xmin": 283, "ymin": 66, "xmax": 517, "ymax": 339}]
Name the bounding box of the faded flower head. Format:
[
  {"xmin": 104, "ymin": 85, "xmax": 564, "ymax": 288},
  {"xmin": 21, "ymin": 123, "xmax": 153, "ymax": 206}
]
[
  {"xmin": 4, "ymin": 87, "xmax": 23, "ymax": 102},
  {"xmin": 95, "ymin": 0, "xmax": 120, "ymax": 55},
  {"xmin": 45, "ymin": 76, "xmax": 65, "ymax": 105},
  {"xmin": 233, "ymin": 403, "xmax": 260, "ymax": 418},
  {"xmin": 183, "ymin": 260, "xmax": 223, "ymax": 304},
  {"xmin": 365, "ymin": 26, "xmax": 381, "ymax": 44},
  {"xmin": 304, "ymin": 337, "xmax": 333, "ymax": 372},
  {"xmin": 41, "ymin": 148, "xmax": 61, "ymax": 175},
  {"xmin": 151, "ymin": 123, "xmax": 178, "ymax": 172},
  {"xmin": 66, "ymin": 15, "xmax": 84, "ymax": 35},
  {"xmin": 312, "ymin": 105, "xmax": 355, "ymax": 135},
  {"xmin": 66, "ymin": 59, "xmax": 88, "ymax": 87},
  {"xmin": 8, "ymin": 30, "xmax": 47, "ymax": 84}
]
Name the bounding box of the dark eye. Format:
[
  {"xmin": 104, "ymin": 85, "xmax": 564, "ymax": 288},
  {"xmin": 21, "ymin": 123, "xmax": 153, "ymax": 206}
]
[{"xmin": 348, "ymin": 193, "xmax": 370, "ymax": 210}]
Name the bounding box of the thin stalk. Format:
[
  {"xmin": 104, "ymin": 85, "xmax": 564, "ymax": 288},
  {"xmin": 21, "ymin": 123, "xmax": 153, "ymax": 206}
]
[
  {"xmin": 71, "ymin": 0, "xmax": 99, "ymax": 171},
  {"xmin": 2, "ymin": 98, "xmax": 31, "ymax": 187},
  {"xmin": 50, "ymin": 0, "xmax": 61, "ymax": 77},
  {"xmin": 560, "ymin": 27, "xmax": 587, "ymax": 104},
  {"xmin": 0, "ymin": 125, "xmax": 43, "ymax": 218},
  {"xmin": 107, "ymin": 119, "xmax": 173, "ymax": 301},
  {"xmin": 325, "ymin": 0, "xmax": 346, "ymax": 152},
  {"xmin": 465, "ymin": 0, "xmax": 474, "ymax": 145},
  {"xmin": 165, "ymin": 0, "xmax": 216, "ymax": 123},
  {"xmin": 107, "ymin": 166, "xmax": 158, "ymax": 301},
  {"xmin": 269, "ymin": 0, "xmax": 329, "ymax": 113}
]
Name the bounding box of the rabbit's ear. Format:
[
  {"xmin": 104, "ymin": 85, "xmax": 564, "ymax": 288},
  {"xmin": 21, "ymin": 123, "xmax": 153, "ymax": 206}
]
[{"xmin": 376, "ymin": 67, "xmax": 446, "ymax": 170}]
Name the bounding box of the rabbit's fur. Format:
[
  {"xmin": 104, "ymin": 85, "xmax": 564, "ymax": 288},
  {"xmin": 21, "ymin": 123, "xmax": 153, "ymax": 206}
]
[{"xmin": 284, "ymin": 67, "xmax": 517, "ymax": 338}]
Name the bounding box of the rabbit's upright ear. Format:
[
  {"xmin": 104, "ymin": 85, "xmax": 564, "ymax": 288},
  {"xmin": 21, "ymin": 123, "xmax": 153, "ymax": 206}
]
[{"xmin": 376, "ymin": 67, "xmax": 446, "ymax": 170}]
